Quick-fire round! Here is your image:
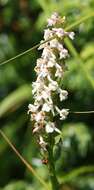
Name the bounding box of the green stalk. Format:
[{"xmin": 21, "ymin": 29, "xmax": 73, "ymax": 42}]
[{"xmin": 48, "ymin": 135, "xmax": 60, "ymax": 190}]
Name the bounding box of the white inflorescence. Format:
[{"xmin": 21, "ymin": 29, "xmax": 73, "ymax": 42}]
[{"xmin": 28, "ymin": 12, "xmax": 74, "ymax": 151}]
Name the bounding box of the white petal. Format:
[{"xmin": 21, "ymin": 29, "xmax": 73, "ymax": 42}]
[
  {"xmin": 59, "ymin": 89, "xmax": 68, "ymax": 101},
  {"xmin": 46, "ymin": 125, "xmax": 54, "ymax": 133},
  {"xmin": 42, "ymin": 103, "xmax": 51, "ymax": 112},
  {"xmin": 45, "ymin": 122, "xmax": 55, "ymax": 133},
  {"xmin": 60, "ymin": 48, "xmax": 68, "ymax": 59},
  {"xmin": 68, "ymin": 32, "xmax": 75, "ymax": 40},
  {"xmin": 33, "ymin": 126, "xmax": 39, "ymax": 133},
  {"xmin": 55, "ymin": 106, "xmax": 69, "ymax": 120},
  {"xmin": 52, "ymin": 28, "xmax": 65, "ymax": 38},
  {"xmin": 48, "ymin": 82, "xmax": 58, "ymax": 91},
  {"xmin": 60, "ymin": 109, "xmax": 69, "ymax": 120},
  {"xmin": 47, "ymin": 60, "xmax": 55, "ymax": 67},
  {"xmin": 47, "ymin": 12, "xmax": 59, "ymax": 26},
  {"xmin": 44, "ymin": 29, "xmax": 53, "ymax": 40},
  {"xmin": 39, "ymin": 136, "xmax": 47, "ymax": 150},
  {"xmin": 28, "ymin": 104, "xmax": 38, "ymax": 113},
  {"xmin": 35, "ymin": 111, "xmax": 45, "ymax": 122}
]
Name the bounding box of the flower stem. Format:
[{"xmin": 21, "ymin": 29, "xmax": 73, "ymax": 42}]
[{"xmin": 48, "ymin": 135, "xmax": 60, "ymax": 190}]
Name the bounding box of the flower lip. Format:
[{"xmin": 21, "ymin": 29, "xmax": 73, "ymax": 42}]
[{"xmin": 45, "ymin": 122, "xmax": 61, "ymax": 133}]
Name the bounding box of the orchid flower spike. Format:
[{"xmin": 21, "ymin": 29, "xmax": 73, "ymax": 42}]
[{"xmin": 28, "ymin": 12, "xmax": 75, "ymax": 152}]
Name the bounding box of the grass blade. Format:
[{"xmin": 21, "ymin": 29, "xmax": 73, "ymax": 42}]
[
  {"xmin": 0, "ymin": 129, "xmax": 49, "ymax": 190},
  {"xmin": 61, "ymin": 165, "xmax": 94, "ymax": 183},
  {"xmin": 0, "ymin": 11, "xmax": 94, "ymax": 67},
  {"xmin": 65, "ymin": 11, "xmax": 94, "ymax": 31}
]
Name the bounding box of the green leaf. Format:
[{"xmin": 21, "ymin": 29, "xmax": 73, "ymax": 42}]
[
  {"xmin": 3, "ymin": 180, "xmax": 34, "ymax": 190},
  {"xmin": 60, "ymin": 165, "xmax": 94, "ymax": 183},
  {"xmin": 64, "ymin": 37, "xmax": 94, "ymax": 89},
  {"xmin": 0, "ymin": 84, "xmax": 31, "ymax": 117},
  {"xmin": 62, "ymin": 123, "xmax": 91, "ymax": 156},
  {"xmin": 81, "ymin": 43, "xmax": 94, "ymax": 60}
]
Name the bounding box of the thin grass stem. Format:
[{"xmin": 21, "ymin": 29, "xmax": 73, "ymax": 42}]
[
  {"xmin": 0, "ymin": 129, "xmax": 49, "ymax": 190},
  {"xmin": 0, "ymin": 11, "xmax": 94, "ymax": 67}
]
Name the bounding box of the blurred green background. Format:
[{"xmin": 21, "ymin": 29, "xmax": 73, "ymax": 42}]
[{"xmin": 0, "ymin": 0, "xmax": 94, "ymax": 190}]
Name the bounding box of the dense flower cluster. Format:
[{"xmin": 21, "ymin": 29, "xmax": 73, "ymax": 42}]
[{"xmin": 28, "ymin": 12, "xmax": 74, "ymax": 151}]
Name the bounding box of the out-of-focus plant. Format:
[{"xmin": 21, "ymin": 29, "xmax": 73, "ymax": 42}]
[{"xmin": 0, "ymin": 0, "xmax": 94, "ymax": 190}]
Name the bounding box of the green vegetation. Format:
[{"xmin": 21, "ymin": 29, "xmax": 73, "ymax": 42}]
[{"xmin": 0, "ymin": 0, "xmax": 94, "ymax": 189}]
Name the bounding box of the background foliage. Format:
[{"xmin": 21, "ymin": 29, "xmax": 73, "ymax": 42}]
[{"xmin": 0, "ymin": 0, "xmax": 94, "ymax": 189}]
